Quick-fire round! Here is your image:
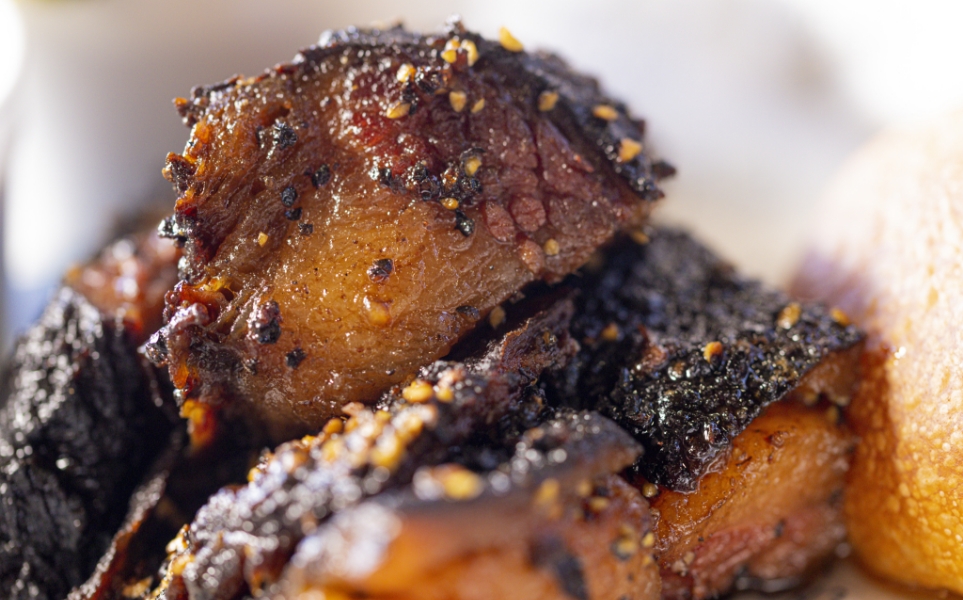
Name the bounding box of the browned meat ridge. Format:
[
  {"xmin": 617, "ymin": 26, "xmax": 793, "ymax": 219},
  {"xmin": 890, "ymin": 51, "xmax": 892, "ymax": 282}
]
[{"xmin": 146, "ymin": 20, "xmax": 672, "ymax": 441}]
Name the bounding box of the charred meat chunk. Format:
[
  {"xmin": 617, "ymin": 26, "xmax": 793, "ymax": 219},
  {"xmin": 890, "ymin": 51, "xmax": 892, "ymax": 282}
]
[
  {"xmin": 154, "ymin": 411, "xmax": 654, "ymax": 600},
  {"xmin": 0, "ymin": 232, "xmax": 180, "ymax": 600},
  {"xmin": 278, "ymin": 413, "xmax": 657, "ymax": 600},
  {"xmin": 147, "ymin": 298, "xmax": 622, "ymax": 600},
  {"xmin": 548, "ymin": 228, "xmax": 863, "ymax": 491},
  {"xmin": 150, "ymin": 19, "xmax": 672, "ymax": 441}
]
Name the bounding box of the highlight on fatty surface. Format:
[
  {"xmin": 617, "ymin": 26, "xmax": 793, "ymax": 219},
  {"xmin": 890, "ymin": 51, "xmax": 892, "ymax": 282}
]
[{"xmin": 146, "ymin": 19, "xmax": 674, "ymax": 442}]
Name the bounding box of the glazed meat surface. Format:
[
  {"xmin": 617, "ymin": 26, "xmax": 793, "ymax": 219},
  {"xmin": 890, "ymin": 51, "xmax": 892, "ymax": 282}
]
[
  {"xmin": 0, "ymin": 231, "xmax": 179, "ymax": 600},
  {"xmin": 650, "ymin": 397, "xmax": 853, "ymax": 599},
  {"xmin": 148, "ymin": 20, "xmax": 672, "ymax": 440},
  {"xmin": 547, "ymin": 229, "xmax": 863, "ymax": 491}
]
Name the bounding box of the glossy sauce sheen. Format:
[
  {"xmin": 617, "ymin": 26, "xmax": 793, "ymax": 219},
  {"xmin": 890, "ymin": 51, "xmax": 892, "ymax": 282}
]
[{"xmin": 150, "ymin": 22, "xmax": 670, "ymax": 440}]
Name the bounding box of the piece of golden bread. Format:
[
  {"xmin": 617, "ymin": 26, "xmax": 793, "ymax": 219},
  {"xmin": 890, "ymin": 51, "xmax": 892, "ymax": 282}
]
[{"xmin": 793, "ymin": 110, "xmax": 963, "ymax": 593}]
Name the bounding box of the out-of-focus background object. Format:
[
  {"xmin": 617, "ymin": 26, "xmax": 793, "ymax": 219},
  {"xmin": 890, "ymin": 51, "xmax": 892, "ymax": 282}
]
[{"xmin": 2, "ymin": 0, "xmax": 962, "ymax": 341}]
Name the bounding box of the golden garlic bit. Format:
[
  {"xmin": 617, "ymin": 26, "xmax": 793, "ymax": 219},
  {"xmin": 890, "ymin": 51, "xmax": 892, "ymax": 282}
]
[{"xmin": 499, "ymin": 26, "xmax": 524, "ymax": 52}]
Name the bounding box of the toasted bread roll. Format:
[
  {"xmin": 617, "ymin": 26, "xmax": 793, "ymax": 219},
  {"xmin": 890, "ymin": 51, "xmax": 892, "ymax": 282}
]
[{"xmin": 794, "ymin": 110, "xmax": 963, "ymax": 593}]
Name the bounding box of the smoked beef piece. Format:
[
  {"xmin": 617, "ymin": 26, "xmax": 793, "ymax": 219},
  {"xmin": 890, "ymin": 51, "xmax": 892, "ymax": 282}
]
[
  {"xmin": 148, "ymin": 20, "xmax": 672, "ymax": 441},
  {"xmin": 0, "ymin": 231, "xmax": 180, "ymax": 600},
  {"xmin": 548, "ymin": 229, "xmax": 862, "ymax": 490}
]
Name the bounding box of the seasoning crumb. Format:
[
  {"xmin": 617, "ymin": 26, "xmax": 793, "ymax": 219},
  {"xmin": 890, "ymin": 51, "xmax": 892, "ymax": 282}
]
[
  {"xmin": 777, "ymin": 302, "xmax": 802, "ymax": 329},
  {"xmin": 257, "ymin": 232, "xmax": 269, "ymax": 246},
  {"xmin": 385, "ymin": 102, "xmax": 411, "ymax": 119},
  {"xmin": 441, "ymin": 197, "xmax": 460, "ymax": 210},
  {"xmin": 499, "ymin": 27, "xmax": 524, "ymax": 52},
  {"xmin": 396, "ymin": 63, "xmax": 415, "ymax": 83},
  {"xmin": 471, "ymin": 98, "xmax": 486, "ymax": 113},
  {"xmin": 489, "ymin": 305, "xmax": 506, "ymax": 329},
  {"xmin": 592, "ymin": 104, "xmax": 619, "ymax": 121},
  {"xmin": 402, "ymin": 380, "xmax": 434, "ymax": 403},
  {"xmin": 368, "ymin": 258, "xmax": 394, "ymax": 282},
  {"xmin": 441, "ymin": 38, "xmax": 461, "ymax": 64},
  {"xmin": 601, "ymin": 322, "xmax": 620, "ymax": 342},
  {"xmin": 439, "ymin": 466, "xmax": 484, "ymax": 500},
  {"xmin": 703, "ymin": 341, "xmax": 723, "ymax": 362},
  {"xmin": 618, "ymin": 138, "xmax": 643, "ymax": 162},
  {"xmin": 830, "ymin": 307, "xmax": 851, "ymax": 326},
  {"xmin": 462, "ymin": 39, "xmax": 479, "ymax": 66},
  {"xmin": 365, "ymin": 297, "xmax": 391, "ymax": 326},
  {"xmin": 538, "ymin": 90, "xmax": 559, "ymax": 112},
  {"xmin": 630, "ymin": 230, "xmax": 650, "ymax": 245},
  {"xmin": 641, "ymin": 482, "xmax": 659, "ymax": 498},
  {"xmin": 463, "ymin": 155, "xmax": 482, "ymax": 176},
  {"xmin": 543, "ymin": 239, "xmax": 560, "ymax": 256},
  {"xmin": 612, "ymin": 528, "xmax": 639, "ymax": 560},
  {"xmin": 285, "ymin": 347, "xmax": 307, "ymax": 369},
  {"xmin": 449, "ymin": 91, "xmax": 467, "ymax": 112}
]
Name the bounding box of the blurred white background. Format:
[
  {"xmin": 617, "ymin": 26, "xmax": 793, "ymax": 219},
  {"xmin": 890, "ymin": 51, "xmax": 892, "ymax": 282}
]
[{"xmin": 2, "ymin": 0, "xmax": 963, "ymax": 343}]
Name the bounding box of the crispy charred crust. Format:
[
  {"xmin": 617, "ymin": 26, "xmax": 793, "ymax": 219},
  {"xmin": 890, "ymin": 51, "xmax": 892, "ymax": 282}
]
[
  {"xmin": 165, "ymin": 19, "xmax": 669, "ymax": 283},
  {"xmin": 0, "ymin": 288, "xmax": 174, "ymax": 600},
  {"xmin": 280, "ymin": 412, "xmax": 647, "ymax": 599},
  {"xmin": 301, "ymin": 21, "xmax": 670, "ymax": 200},
  {"xmin": 149, "ymin": 299, "xmax": 582, "ymax": 599},
  {"xmin": 548, "ymin": 229, "xmax": 863, "ymax": 490}
]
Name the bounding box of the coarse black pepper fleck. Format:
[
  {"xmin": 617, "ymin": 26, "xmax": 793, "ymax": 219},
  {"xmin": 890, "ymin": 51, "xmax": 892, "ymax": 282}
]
[
  {"xmin": 286, "ymin": 347, "xmax": 307, "ymax": 369},
  {"xmin": 311, "ymin": 164, "xmax": 331, "ymax": 187},
  {"xmin": 273, "ymin": 122, "xmax": 298, "ymax": 150},
  {"xmin": 367, "ymin": 258, "xmax": 394, "ymax": 282},
  {"xmin": 281, "ymin": 186, "xmax": 298, "ymax": 207},
  {"xmin": 454, "ymin": 210, "xmax": 474, "ymax": 236},
  {"xmin": 456, "ymin": 305, "xmax": 480, "ymax": 320},
  {"xmin": 298, "ymin": 223, "xmax": 314, "ymax": 236},
  {"xmin": 284, "ymin": 207, "xmax": 302, "ymax": 221},
  {"xmin": 248, "ymin": 300, "xmax": 282, "ymax": 344}
]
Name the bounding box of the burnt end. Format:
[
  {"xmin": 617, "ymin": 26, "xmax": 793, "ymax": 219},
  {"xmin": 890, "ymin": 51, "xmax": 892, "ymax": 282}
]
[
  {"xmin": 148, "ymin": 297, "xmax": 589, "ymax": 599},
  {"xmin": 547, "ymin": 229, "xmax": 863, "ymax": 491},
  {"xmin": 309, "ymin": 164, "xmax": 331, "ymax": 188},
  {"xmin": 0, "ymin": 288, "xmax": 174, "ymax": 599}
]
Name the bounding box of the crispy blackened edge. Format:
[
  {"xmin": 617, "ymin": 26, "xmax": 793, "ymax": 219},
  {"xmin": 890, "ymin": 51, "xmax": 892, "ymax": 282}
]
[
  {"xmin": 547, "ymin": 229, "xmax": 863, "ymax": 491},
  {"xmin": 150, "ymin": 298, "xmax": 579, "ymax": 600},
  {"xmin": 174, "ymin": 21, "xmax": 670, "ymax": 203},
  {"xmin": 0, "ymin": 288, "xmax": 175, "ymax": 600}
]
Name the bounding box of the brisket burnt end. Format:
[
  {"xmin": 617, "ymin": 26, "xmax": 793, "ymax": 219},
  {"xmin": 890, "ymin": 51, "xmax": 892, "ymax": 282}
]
[
  {"xmin": 0, "ymin": 288, "xmax": 173, "ymax": 600},
  {"xmin": 549, "ymin": 229, "xmax": 863, "ymax": 491}
]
